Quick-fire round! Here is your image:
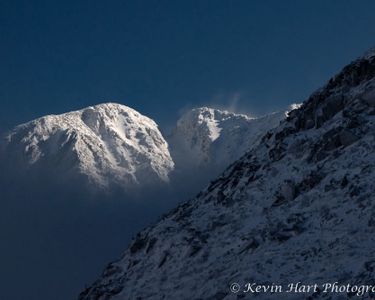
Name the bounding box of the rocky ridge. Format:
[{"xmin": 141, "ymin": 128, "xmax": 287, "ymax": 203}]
[{"xmin": 79, "ymin": 48, "xmax": 375, "ymax": 299}]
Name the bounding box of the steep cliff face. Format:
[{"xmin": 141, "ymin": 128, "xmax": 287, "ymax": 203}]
[
  {"xmin": 79, "ymin": 48, "xmax": 375, "ymax": 299},
  {"xmin": 2, "ymin": 103, "xmax": 174, "ymax": 190}
]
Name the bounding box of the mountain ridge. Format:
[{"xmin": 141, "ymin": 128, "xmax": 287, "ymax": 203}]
[
  {"xmin": 2, "ymin": 102, "xmax": 292, "ymax": 193},
  {"xmin": 79, "ymin": 48, "xmax": 375, "ymax": 299}
]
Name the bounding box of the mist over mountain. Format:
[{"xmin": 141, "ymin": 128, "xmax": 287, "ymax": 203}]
[
  {"xmin": 79, "ymin": 48, "xmax": 375, "ymax": 299},
  {"xmin": 0, "ymin": 100, "xmax": 287, "ymax": 300}
]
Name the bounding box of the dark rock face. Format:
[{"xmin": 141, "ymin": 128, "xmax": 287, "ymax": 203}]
[
  {"xmin": 79, "ymin": 49, "xmax": 375, "ymax": 300},
  {"xmin": 291, "ymin": 52, "xmax": 375, "ymax": 133}
]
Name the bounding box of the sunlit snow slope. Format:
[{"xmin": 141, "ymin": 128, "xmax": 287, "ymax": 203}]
[{"xmin": 3, "ymin": 103, "xmax": 174, "ymax": 190}]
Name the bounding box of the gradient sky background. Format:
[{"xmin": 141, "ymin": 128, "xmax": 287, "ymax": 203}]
[{"xmin": 1, "ymin": 0, "xmax": 375, "ymax": 133}]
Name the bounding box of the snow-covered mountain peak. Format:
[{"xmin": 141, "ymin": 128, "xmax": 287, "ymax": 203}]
[
  {"xmin": 169, "ymin": 106, "xmax": 288, "ymax": 172},
  {"xmin": 3, "ymin": 102, "xmax": 174, "ymax": 190},
  {"xmin": 176, "ymin": 107, "xmax": 253, "ymax": 142}
]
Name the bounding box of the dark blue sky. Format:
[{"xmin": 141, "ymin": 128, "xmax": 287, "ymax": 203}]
[{"xmin": 1, "ymin": 0, "xmax": 375, "ymax": 131}]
